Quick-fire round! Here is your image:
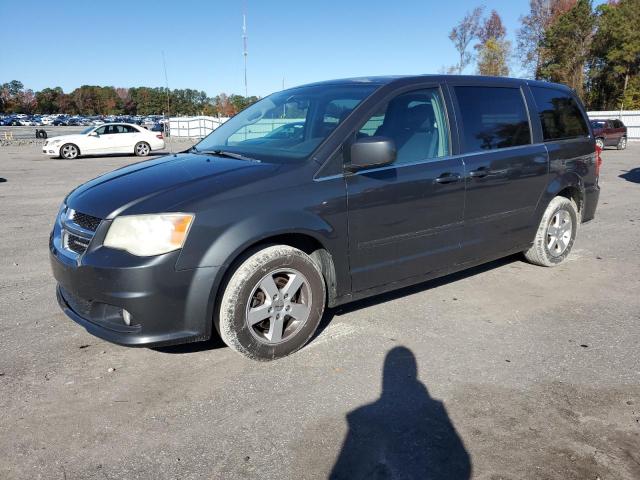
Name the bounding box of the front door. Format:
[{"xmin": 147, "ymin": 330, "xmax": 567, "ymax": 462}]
[{"xmin": 346, "ymin": 86, "xmax": 465, "ymax": 292}]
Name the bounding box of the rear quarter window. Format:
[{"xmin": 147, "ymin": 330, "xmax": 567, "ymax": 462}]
[
  {"xmin": 454, "ymin": 86, "xmax": 531, "ymax": 153},
  {"xmin": 530, "ymin": 86, "xmax": 589, "ymax": 141}
]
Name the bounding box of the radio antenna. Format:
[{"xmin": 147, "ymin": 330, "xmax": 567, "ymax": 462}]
[
  {"xmin": 242, "ymin": 2, "xmax": 248, "ymax": 97},
  {"xmin": 161, "ymin": 50, "xmax": 174, "ymax": 154}
]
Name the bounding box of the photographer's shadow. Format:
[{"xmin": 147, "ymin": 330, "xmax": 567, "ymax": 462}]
[{"xmin": 330, "ymin": 346, "xmax": 471, "ymax": 479}]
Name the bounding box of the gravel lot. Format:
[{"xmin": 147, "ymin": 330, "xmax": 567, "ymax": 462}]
[{"xmin": 0, "ymin": 142, "xmax": 639, "ymax": 479}]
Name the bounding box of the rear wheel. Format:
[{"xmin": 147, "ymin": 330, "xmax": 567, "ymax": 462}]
[
  {"xmin": 216, "ymin": 245, "xmax": 326, "ymax": 361},
  {"xmin": 60, "ymin": 144, "xmax": 79, "ymax": 159},
  {"xmin": 524, "ymin": 196, "xmax": 578, "ymax": 267},
  {"xmin": 617, "ymin": 136, "xmax": 627, "ymax": 150},
  {"xmin": 134, "ymin": 141, "xmax": 151, "ymax": 157}
]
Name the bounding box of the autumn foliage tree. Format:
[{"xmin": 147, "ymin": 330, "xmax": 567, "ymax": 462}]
[{"xmin": 476, "ymin": 10, "xmax": 511, "ymax": 76}]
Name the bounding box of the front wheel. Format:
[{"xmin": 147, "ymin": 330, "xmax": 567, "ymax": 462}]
[
  {"xmin": 134, "ymin": 141, "xmax": 151, "ymax": 157},
  {"xmin": 60, "ymin": 144, "xmax": 79, "ymax": 159},
  {"xmin": 216, "ymin": 245, "xmax": 326, "ymax": 361},
  {"xmin": 524, "ymin": 196, "xmax": 579, "ymax": 267},
  {"xmin": 617, "ymin": 136, "xmax": 627, "ymax": 150}
]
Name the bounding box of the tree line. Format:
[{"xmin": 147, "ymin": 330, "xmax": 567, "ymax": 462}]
[
  {"xmin": 447, "ymin": 0, "xmax": 639, "ymax": 110},
  {"xmin": 2, "ymin": 0, "xmax": 638, "ymax": 114},
  {"xmin": 0, "ymin": 81, "xmax": 259, "ymax": 117}
]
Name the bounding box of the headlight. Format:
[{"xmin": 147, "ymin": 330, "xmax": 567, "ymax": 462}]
[
  {"xmin": 103, "ymin": 213, "xmax": 194, "ymax": 256},
  {"xmin": 50, "ymin": 139, "xmax": 62, "ymax": 145}
]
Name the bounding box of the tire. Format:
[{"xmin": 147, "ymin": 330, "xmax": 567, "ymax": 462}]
[
  {"xmin": 617, "ymin": 136, "xmax": 627, "ymax": 150},
  {"xmin": 60, "ymin": 143, "xmax": 79, "ymax": 159},
  {"xmin": 216, "ymin": 245, "xmax": 326, "ymax": 361},
  {"xmin": 595, "ymin": 138, "xmax": 605, "ymax": 150},
  {"xmin": 134, "ymin": 141, "xmax": 151, "ymax": 157},
  {"xmin": 524, "ymin": 196, "xmax": 579, "ymax": 267}
]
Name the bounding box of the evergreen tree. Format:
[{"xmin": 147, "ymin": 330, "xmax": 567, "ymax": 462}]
[{"xmin": 538, "ymin": 0, "xmax": 595, "ymax": 99}]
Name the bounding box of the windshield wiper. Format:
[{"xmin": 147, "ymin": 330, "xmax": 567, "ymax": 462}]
[{"xmin": 201, "ymin": 149, "xmax": 260, "ymax": 162}]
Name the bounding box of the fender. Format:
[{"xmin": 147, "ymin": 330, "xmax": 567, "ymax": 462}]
[
  {"xmin": 188, "ymin": 210, "xmax": 347, "ymax": 334},
  {"xmin": 531, "ymin": 171, "xmax": 585, "ymax": 228},
  {"xmin": 187, "ymin": 210, "xmax": 338, "ymax": 266}
]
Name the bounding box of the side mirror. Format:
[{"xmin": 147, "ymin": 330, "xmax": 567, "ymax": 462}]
[
  {"xmin": 89, "ymin": 132, "xmax": 99, "ymax": 137},
  {"xmin": 348, "ymin": 136, "xmax": 396, "ymax": 172}
]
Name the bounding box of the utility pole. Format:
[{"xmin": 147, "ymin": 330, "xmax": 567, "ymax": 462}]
[{"xmin": 242, "ymin": 3, "xmax": 248, "ymax": 98}]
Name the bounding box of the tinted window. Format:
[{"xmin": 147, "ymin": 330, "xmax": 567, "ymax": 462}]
[
  {"xmin": 357, "ymin": 88, "xmax": 450, "ymax": 164},
  {"xmin": 531, "ymin": 86, "xmax": 589, "ymax": 141},
  {"xmin": 455, "ymin": 86, "xmax": 531, "ymax": 152},
  {"xmin": 196, "ymin": 84, "xmax": 377, "ymax": 162}
]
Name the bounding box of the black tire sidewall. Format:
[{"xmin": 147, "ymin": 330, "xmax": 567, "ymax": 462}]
[
  {"xmin": 220, "ymin": 249, "xmax": 325, "ymax": 360},
  {"xmin": 618, "ymin": 137, "xmax": 627, "ymax": 150},
  {"xmin": 542, "ymin": 199, "xmax": 578, "ymax": 265}
]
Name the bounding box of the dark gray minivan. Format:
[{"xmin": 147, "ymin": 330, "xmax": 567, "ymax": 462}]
[{"xmin": 50, "ymin": 75, "xmax": 601, "ymax": 360}]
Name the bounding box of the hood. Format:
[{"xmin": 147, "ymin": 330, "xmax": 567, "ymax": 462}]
[
  {"xmin": 65, "ymin": 153, "xmax": 279, "ymax": 219},
  {"xmin": 48, "ymin": 134, "xmax": 87, "ymax": 143}
]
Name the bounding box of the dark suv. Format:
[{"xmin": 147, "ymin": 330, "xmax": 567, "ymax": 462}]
[
  {"xmin": 50, "ymin": 75, "xmax": 601, "ymax": 360},
  {"xmin": 590, "ymin": 119, "xmax": 628, "ymax": 150}
]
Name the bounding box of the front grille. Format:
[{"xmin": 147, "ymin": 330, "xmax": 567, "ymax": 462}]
[
  {"xmin": 60, "ymin": 208, "xmax": 102, "ymax": 256},
  {"xmin": 65, "ymin": 233, "xmax": 91, "ymax": 254},
  {"xmin": 72, "ymin": 212, "xmax": 101, "ymax": 232}
]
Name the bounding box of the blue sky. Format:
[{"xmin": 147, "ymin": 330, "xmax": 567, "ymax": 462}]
[{"xmin": 0, "ymin": 0, "xmax": 592, "ymax": 97}]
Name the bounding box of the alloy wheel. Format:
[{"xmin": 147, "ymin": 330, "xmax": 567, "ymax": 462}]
[
  {"xmin": 546, "ymin": 209, "xmax": 572, "ymax": 257},
  {"xmin": 245, "ymin": 268, "xmax": 312, "ymax": 344},
  {"xmin": 136, "ymin": 143, "xmax": 150, "ymax": 156},
  {"xmin": 61, "ymin": 145, "xmax": 78, "ymax": 159}
]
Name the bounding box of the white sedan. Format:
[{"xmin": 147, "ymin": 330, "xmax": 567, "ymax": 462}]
[{"xmin": 42, "ymin": 123, "xmax": 165, "ymax": 159}]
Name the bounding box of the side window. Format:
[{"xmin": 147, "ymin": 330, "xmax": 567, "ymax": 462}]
[
  {"xmin": 123, "ymin": 125, "xmax": 137, "ymax": 133},
  {"xmin": 357, "ymin": 88, "xmax": 450, "ymax": 165},
  {"xmin": 530, "ymin": 86, "xmax": 589, "ymax": 141},
  {"xmin": 454, "ymin": 86, "xmax": 531, "ymax": 152},
  {"xmin": 95, "ymin": 126, "xmax": 106, "ymax": 135}
]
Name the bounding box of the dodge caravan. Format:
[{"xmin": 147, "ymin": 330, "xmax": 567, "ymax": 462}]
[{"xmin": 50, "ymin": 75, "xmax": 601, "ymax": 360}]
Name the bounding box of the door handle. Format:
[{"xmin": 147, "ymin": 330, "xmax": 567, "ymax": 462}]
[
  {"xmin": 469, "ymin": 166, "xmax": 491, "ymax": 178},
  {"xmin": 434, "ymin": 173, "xmax": 461, "ymax": 184}
]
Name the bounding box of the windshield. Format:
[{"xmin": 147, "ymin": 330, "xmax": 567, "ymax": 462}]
[
  {"xmin": 81, "ymin": 127, "xmax": 95, "ymax": 134},
  {"xmin": 194, "ymin": 84, "xmax": 379, "ymax": 162},
  {"xmin": 590, "ymin": 121, "xmax": 606, "ymax": 128}
]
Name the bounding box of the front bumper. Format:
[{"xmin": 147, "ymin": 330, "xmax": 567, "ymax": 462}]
[
  {"xmin": 42, "ymin": 142, "xmax": 61, "ymax": 156},
  {"xmin": 50, "ymin": 224, "xmax": 220, "ymax": 347}
]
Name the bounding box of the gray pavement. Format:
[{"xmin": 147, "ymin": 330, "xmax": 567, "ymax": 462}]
[{"xmin": 0, "ymin": 142, "xmax": 639, "ymax": 479}]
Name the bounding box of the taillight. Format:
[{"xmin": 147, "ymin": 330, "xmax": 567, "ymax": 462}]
[
  {"xmin": 156, "ymin": 133, "xmax": 164, "ymax": 139},
  {"xmin": 595, "ymin": 144, "xmax": 602, "ymax": 177}
]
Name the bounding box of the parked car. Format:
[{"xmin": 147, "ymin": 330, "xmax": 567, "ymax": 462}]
[
  {"xmin": 42, "ymin": 123, "xmax": 165, "ymax": 159},
  {"xmin": 50, "ymin": 75, "xmax": 600, "ymax": 360},
  {"xmin": 590, "ymin": 119, "xmax": 627, "ymax": 150},
  {"xmin": 52, "ymin": 118, "xmax": 69, "ymax": 126}
]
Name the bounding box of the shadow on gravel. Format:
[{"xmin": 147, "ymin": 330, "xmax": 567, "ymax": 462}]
[
  {"xmin": 330, "ymin": 346, "xmax": 471, "ymax": 479},
  {"xmin": 619, "ymin": 167, "xmax": 640, "ymax": 184}
]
